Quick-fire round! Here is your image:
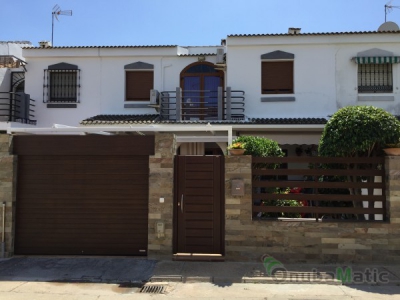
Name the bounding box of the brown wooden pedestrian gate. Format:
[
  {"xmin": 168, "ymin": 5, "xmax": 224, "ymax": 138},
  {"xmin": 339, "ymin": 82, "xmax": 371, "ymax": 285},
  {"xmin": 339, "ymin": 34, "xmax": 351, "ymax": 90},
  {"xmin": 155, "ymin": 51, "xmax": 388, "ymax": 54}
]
[
  {"xmin": 174, "ymin": 156, "xmax": 224, "ymax": 258},
  {"xmin": 13, "ymin": 135, "xmax": 154, "ymax": 256}
]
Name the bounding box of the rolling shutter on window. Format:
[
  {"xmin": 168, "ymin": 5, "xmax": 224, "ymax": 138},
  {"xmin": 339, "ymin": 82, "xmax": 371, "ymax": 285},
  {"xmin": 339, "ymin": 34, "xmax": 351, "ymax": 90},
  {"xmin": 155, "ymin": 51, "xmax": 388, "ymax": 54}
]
[
  {"xmin": 262, "ymin": 61, "xmax": 293, "ymax": 94},
  {"xmin": 126, "ymin": 71, "xmax": 154, "ymax": 101}
]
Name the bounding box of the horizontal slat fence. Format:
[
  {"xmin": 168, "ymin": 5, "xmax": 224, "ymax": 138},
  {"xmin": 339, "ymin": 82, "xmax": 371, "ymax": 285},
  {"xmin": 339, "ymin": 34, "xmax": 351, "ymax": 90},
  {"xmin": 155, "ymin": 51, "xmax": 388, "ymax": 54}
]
[{"xmin": 252, "ymin": 156, "xmax": 386, "ymax": 222}]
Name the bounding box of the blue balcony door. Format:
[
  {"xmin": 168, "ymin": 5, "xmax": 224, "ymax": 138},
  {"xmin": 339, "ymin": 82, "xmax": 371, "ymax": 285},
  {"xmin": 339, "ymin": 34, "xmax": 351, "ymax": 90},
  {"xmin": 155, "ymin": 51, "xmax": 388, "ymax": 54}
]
[{"xmin": 180, "ymin": 62, "xmax": 224, "ymax": 120}]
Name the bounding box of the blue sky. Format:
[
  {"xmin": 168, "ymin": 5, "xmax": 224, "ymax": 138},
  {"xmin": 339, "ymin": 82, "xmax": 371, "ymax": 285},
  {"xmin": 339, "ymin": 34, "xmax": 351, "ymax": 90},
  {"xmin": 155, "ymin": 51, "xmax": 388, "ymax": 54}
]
[{"xmin": 3, "ymin": 0, "xmax": 400, "ymax": 47}]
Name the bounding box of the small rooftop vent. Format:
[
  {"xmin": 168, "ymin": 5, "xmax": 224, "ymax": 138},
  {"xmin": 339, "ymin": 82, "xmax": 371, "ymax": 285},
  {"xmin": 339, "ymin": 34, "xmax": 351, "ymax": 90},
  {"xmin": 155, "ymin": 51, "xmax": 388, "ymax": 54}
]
[
  {"xmin": 378, "ymin": 21, "xmax": 400, "ymax": 31},
  {"xmin": 39, "ymin": 41, "xmax": 52, "ymax": 48},
  {"xmin": 288, "ymin": 27, "xmax": 301, "ymax": 34}
]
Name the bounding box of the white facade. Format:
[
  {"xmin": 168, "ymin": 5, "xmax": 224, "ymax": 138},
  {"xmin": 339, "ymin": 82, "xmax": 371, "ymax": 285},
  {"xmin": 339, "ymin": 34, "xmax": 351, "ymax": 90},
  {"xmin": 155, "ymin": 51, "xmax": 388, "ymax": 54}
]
[
  {"xmin": 226, "ymin": 32, "xmax": 400, "ymax": 119},
  {"xmin": 15, "ymin": 30, "xmax": 400, "ymax": 142},
  {"xmin": 23, "ymin": 46, "xmax": 225, "ymax": 127}
]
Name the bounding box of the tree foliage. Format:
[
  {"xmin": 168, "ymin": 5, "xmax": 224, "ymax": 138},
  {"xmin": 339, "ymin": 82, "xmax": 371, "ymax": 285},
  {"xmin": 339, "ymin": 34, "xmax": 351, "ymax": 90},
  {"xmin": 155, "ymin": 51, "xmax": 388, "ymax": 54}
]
[
  {"xmin": 233, "ymin": 136, "xmax": 284, "ymax": 157},
  {"xmin": 319, "ymin": 106, "xmax": 400, "ymax": 157}
]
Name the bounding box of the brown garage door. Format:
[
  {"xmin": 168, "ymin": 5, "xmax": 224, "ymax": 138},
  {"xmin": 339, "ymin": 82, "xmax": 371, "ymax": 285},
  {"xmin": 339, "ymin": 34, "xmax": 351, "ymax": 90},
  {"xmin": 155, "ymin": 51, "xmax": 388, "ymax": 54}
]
[{"xmin": 13, "ymin": 135, "xmax": 154, "ymax": 256}]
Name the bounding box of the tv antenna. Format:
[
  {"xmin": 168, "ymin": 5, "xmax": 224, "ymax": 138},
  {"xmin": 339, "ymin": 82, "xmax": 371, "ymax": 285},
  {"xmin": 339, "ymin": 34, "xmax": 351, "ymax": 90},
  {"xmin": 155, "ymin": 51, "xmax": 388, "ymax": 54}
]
[
  {"xmin": 52, "ymin": 4, "xmax": 72, "ymax": 46},
  {"xmin": 385, "ymin": 1, "xmax": 400, "ymax": 22}
]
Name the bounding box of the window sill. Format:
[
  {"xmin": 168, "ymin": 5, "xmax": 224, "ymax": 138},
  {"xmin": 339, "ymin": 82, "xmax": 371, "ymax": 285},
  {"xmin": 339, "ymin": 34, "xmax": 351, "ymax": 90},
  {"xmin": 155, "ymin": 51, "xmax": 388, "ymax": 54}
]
[
  {"xmin": 47, "ymin": 103, "xmax": 77, "ymax": 108},
  {"xmin": 357, "ymin": 95, "xmax": 394, "ymax": 102},
  {"xmin": 261, "ymin": 96, "xmax": 295, "ymax": 102},
  {"xmin": 124, "ymin": 102, "xmax": 151, "ymax": 108}
]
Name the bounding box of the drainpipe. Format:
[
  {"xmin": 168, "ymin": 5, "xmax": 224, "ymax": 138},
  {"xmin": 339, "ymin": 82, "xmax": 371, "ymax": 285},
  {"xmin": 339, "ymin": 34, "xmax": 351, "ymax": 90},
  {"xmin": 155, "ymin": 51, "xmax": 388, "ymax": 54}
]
[{"xmin": 1, "ymin": 202, "xmax": 5, "ymax": 258}]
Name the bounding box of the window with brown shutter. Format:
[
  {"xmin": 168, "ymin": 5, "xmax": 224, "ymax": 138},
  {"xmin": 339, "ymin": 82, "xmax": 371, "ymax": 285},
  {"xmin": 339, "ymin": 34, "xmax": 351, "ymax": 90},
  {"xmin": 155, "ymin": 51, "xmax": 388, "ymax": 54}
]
[
  {"xmin": 261, "ymin": 61, "xmax": 294, "ymax": 94},
  {"xmin": 125, "ymin": 71, "xmax": 154, "ymax": 101}
]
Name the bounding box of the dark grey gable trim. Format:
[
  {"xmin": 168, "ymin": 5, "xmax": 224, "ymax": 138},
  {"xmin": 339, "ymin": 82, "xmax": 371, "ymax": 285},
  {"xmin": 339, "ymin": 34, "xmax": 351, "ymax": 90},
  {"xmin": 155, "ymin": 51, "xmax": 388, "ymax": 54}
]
[
  {"xmin": 261, "ymin": 50, "xmax": 294, "ymax": 60},
  {"xmin": 48, "ymin": 62, "xmax": 78, "ymax": 70},
  {"xmin": 124, "ymin": 61, "xmax": 154, "ymax": 70}
]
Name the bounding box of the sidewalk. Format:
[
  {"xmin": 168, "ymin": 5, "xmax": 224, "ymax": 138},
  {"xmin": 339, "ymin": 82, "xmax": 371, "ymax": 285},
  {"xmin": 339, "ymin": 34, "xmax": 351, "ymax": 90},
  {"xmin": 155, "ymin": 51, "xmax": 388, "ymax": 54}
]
[
  {"xmin": 151, "ymin": 260, "xmax": 400, "ymax": 285},
  {"xmin": 1, "ymin": 257, "xmax": 400, "ymax": 286}
]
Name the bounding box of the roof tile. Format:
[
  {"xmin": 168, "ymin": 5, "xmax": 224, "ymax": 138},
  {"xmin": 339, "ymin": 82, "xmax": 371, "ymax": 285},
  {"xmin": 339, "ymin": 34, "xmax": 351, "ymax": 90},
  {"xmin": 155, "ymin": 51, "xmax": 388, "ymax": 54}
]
[{"xmin": 80, "ymin": 114, "xmax": 327, "ymax": 125}]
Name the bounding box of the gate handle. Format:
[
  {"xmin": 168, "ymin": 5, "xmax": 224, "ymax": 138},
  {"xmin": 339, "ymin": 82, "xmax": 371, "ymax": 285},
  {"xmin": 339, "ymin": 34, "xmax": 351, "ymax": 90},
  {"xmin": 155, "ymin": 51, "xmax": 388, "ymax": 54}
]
[{"xmin": 181, "ymin": 194, "xmax": 184, "ymax": 213}]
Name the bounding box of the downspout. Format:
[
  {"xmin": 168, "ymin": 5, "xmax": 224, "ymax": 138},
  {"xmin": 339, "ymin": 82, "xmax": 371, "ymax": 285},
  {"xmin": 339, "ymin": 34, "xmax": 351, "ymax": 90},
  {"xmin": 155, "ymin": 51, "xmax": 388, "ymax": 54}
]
[
  {"xmin": 1, "ymin": 202, "xmax": 5, "ymax": 258},
  {"xmin": 161, "ymin": 57, "xmax": 172, "ymax": 91}
]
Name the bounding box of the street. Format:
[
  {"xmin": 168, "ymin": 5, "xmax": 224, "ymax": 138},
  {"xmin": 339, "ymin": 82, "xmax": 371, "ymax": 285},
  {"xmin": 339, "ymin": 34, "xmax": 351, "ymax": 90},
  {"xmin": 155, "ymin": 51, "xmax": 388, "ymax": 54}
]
[{"xmin": 1, "ymin": 281, "xmax": 400, "ymax": 299}]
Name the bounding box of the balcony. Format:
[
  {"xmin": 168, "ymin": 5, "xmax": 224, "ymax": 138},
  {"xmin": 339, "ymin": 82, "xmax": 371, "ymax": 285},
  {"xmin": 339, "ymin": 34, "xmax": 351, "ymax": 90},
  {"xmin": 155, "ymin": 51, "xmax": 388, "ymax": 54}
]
[
  {"xmin": 0, "ymin": 92, "xmax": 36, "ymax": 125},
  {"xmin": 151, "ymin": 87, "xmax": 245, "ymax": 121}
]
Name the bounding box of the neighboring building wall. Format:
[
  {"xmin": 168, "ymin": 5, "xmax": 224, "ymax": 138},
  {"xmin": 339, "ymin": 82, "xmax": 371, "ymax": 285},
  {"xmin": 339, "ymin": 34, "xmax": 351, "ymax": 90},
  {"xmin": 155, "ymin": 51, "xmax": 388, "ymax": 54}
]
[
  {"xmin": 0, "ymin": 42, "xmax": 30, "ymax": 92},
  {"xmin": 225, "ymin": 155, "xmax": 400, "ymax": 263},
  {"xmin": 0, "ymin": 134, "xmax": 16, "ymax": 257},
  {"xmin": 148, "ymin": 133, "xmax": 176, "ymax": 259}
]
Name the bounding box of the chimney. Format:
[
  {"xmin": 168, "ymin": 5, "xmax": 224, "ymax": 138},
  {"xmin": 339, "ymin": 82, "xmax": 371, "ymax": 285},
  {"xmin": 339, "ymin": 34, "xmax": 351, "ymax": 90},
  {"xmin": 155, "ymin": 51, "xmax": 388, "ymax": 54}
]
[
  {"xmin": 38, "ymin": 41, "xmax": 52, "ymax": 48},
  {"xmin": 288, "ymin": 28, "xmax": 301, "ymax": 34}
]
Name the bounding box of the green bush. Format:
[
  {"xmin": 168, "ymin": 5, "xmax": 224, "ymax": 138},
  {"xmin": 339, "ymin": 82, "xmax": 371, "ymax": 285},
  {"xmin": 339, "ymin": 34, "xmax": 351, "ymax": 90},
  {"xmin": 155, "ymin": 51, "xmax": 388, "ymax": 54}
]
[
  {"xmin": 233, "ymin": 136, "xmax": 284, "ymax": 157},
  {"xmin": 319, "ymin": 106, "xmax": 400, "ymax": 157}
]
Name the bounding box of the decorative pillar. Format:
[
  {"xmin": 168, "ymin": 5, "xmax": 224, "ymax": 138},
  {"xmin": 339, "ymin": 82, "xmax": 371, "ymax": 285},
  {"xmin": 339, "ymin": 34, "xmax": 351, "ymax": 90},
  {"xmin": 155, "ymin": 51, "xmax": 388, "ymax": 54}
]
[
  {"xmin": 0, "ymin": 134, "xmax": 16, "ymax": 257},
  {"xmin": 147, "ymin": 133, "xmax": 176, "ymax": 259}
]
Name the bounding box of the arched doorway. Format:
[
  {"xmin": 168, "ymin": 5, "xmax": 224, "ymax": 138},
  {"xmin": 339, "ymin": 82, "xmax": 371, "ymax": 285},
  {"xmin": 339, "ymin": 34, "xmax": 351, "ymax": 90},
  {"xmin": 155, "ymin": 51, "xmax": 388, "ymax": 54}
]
[
  {"xmin": 180, "ymin": 62, "xmax": 224, "ymax": 120},
  {"xmin": 11, "ymin": 72, "xmax": 25, "ymax": 93}
]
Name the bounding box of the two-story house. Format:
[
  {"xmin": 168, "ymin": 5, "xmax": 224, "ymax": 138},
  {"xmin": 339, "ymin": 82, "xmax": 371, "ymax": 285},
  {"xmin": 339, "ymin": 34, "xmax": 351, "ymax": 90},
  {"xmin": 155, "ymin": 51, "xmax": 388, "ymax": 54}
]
[
  {"xmin": 3, "ymin": 24, "xmax": 400, "ymax": 260},
  {"xmin": 15, "ymin": 26, "xmax": 400, "ymax": 155}
]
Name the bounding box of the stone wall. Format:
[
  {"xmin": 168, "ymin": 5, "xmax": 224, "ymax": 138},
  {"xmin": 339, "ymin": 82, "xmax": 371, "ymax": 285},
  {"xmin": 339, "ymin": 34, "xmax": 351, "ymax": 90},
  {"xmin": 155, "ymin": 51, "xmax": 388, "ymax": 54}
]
[
  {"xmin": 225, "ymin": 155, "xmax": 400, "ymax": 263},
  {"xmin": 0, "ymin": 134, "xmax": 16, "ymax": 258},
  {"xmin": 147, "ymin": 133, "xmax": 176, "ymax": 259}
]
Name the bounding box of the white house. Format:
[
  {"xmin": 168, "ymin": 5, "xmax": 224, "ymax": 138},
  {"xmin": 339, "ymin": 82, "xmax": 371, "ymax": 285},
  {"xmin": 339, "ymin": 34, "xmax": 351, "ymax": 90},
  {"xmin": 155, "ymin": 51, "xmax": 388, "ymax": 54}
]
[
  {"xmin": 11, "ymin": 24, "xmax": 400, "ymax": 154},
  {"xmin": 3, "ymin": 26, "xmax": 400, "ymax": 261}
]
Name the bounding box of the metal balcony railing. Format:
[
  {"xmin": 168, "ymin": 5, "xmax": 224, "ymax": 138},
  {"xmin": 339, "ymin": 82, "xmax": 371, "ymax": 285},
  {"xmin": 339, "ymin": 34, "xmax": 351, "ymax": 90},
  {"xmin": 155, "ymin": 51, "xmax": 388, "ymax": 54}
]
[
  {"xmin": 158, "ymin": 87, "xmax": 245, "ymax": 121},
  {"xmin": 0, "ymin": 92, "xmax": 36, "ymax": 125}
]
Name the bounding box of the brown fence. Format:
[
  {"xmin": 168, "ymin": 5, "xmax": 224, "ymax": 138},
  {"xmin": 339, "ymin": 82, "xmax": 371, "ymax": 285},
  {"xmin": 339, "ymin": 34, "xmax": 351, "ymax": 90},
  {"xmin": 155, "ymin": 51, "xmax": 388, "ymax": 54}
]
[{"xmin": 252, "ymin": 156, "xmax": 386, "ymax": 222}]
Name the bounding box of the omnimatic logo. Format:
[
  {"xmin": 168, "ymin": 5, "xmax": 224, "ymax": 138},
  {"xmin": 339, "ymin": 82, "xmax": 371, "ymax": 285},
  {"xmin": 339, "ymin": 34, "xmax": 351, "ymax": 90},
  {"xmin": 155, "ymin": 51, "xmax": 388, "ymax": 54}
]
[{"xmin": 261, "ymin": 255, "xmax": 390, "ymax": 284}]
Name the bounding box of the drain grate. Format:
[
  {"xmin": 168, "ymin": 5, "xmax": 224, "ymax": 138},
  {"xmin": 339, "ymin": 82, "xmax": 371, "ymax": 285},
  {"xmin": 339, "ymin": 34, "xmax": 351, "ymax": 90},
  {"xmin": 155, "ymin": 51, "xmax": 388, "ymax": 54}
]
[{"xmin": 139, "ymin": 284, "xmax": 165, "ymax": 294}]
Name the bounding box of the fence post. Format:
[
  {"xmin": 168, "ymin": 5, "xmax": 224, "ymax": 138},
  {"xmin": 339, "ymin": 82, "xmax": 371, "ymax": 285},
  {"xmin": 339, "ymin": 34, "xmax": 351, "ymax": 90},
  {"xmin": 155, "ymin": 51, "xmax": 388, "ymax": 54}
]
[
  {"xmin": 176, "ymin": 87, "xmax": 182, "ymax": 121},
  {"xmin": 226, "ymin": 87, "xmax": 231, "ymax": 120},
  {"xmin": 218, "ymin": 87, "xmax": 223, "ymax": 120}
]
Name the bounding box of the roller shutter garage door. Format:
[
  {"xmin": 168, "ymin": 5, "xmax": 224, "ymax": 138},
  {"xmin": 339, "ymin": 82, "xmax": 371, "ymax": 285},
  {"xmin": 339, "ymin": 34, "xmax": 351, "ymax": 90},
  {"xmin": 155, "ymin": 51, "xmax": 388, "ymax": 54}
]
[{"xmin": 13, "ymin": 135, "xmax": 154, "ymax": 256}]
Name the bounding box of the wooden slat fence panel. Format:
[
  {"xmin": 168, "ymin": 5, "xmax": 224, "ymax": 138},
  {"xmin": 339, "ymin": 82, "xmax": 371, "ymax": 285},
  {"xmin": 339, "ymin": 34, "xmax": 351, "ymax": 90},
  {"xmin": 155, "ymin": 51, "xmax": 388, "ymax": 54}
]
[{"xmin": 252, "ymin": 156, "xmax": 386, "ymax": 222}]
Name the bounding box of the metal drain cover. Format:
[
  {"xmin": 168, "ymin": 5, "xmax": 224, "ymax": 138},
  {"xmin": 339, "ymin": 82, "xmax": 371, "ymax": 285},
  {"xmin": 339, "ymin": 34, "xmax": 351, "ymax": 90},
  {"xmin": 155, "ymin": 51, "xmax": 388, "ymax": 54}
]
[{"xmin": 139, "ymin": 284, "xmax": 165, "ymax": 294}]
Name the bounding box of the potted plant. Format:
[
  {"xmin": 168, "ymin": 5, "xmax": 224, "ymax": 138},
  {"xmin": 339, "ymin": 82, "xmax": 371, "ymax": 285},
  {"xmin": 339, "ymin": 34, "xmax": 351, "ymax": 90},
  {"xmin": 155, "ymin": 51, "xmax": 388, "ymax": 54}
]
[
  {"xmin": 227, "ymin": 141, "xmax": 246, "ymax": 155},
  {"xmin": 384, "ymin": 140, "xmax": 400, "ymax": 156}
]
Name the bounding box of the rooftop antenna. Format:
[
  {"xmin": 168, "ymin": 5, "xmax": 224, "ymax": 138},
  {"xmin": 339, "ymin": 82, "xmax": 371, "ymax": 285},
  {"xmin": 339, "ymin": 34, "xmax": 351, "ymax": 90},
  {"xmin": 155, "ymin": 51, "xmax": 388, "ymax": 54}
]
[
  {"xmin": 385, "ymin": 0, "xmax": 400, "ymax": 22},
  {"xmin": 52, "ymin": 4, "xmax": 72, "ymax": 46}
]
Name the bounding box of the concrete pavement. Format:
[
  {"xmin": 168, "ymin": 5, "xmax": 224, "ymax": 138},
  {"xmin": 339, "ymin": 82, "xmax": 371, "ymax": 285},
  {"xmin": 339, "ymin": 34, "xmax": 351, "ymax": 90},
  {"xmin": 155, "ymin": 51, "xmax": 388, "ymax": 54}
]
[
  {"xmin": 0, "ymin": 257, "xmax": 156, "ymax": 283},
  {"xmin": 0, "ymin": 257, "xmax": 400, "ymax": 299},
  {"xmin": 1, "ymin": 281, "xmax": 400, "ymax": 299}
]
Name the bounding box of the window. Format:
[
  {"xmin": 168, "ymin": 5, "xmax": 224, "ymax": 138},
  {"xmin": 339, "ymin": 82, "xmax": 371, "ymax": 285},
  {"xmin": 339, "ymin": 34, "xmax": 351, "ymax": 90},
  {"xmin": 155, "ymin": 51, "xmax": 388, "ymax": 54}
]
[
  {"xmin": 261, "ymin": 61, "xmax": 294, "ymax": 94},
  {"xmin": 125, "ymin": 71, "xmax": 154, "ymax": 101},
  {"xmin": 44, "ymin": 63, "xmax": 80, "ymax": 103},
  {"xmin": 49, "ymin": 70, "xmax": 78, "ymax": 101},
  {"xmin": 261, "ymin": 50, "xmax": 294, "ymax": 94},
  {"xmin": 124, "ymin": 62, "xmax": 154, "ymax": 101},
  {"xmin": 358, "ymin": 63, "xmax": 393, "ymax": 93},
  {"xmin": 353, "ymin": 49, "xmax": 400, "ymax": 94}
]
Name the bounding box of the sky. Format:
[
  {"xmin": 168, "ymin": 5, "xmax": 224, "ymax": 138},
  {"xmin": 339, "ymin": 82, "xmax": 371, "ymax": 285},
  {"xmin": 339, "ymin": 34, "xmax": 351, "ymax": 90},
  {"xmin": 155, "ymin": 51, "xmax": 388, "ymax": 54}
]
[{"xmin": 3, "ymin": 0, "xmax": 400, "ymax": 47}]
